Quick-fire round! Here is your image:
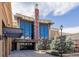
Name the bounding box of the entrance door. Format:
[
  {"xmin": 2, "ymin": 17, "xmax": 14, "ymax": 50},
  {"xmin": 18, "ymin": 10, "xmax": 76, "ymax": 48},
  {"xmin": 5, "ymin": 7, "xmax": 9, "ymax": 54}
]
[
  {"xmin": 11, "ymin": 40, "xmax": 17, "ymax": 51},
  {"xmin": 20, "ymin": 42, "xmax": 35, "ymax": 50}
]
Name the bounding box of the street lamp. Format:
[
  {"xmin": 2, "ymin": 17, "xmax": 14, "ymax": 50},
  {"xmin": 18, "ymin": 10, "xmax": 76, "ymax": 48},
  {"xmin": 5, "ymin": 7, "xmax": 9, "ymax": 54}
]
[
  {"xmin": 60, "ymin": 25, "xmax": 63, "ymax": 57},
  {"xmin": 60, "ymin": 25, "xmax": 63, "ymax": 37}
]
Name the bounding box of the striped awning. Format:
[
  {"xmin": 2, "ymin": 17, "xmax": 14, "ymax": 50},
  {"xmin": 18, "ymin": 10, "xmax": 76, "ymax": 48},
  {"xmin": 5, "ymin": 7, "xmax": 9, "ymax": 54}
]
[{"xmin": 3, "ymin": 27, "xmax": 23, "ymax": 38}]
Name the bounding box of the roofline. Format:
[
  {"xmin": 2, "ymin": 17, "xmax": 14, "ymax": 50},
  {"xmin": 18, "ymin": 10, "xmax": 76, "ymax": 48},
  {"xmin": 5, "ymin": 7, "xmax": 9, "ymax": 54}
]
[
  {"xmin": 50, "ymin": 28, "xmax": 59, "ymax": 31},
  {"xmin": 14, "ymin": 13, "xmax": 54, "ymax": 24},
  {"xmin": 68, "ymin": 33, "xmax": 79, "ymax": 36}
]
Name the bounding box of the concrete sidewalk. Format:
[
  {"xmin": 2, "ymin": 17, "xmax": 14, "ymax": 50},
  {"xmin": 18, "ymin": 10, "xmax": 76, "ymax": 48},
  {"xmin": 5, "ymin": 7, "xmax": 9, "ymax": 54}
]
[
  {"xmin": 63, "ymin": 53, "xmax": 79, "ymax": 57},
  {"xmin": 8, "ymin": 50, "xmax": 53, "ymax": 57}
]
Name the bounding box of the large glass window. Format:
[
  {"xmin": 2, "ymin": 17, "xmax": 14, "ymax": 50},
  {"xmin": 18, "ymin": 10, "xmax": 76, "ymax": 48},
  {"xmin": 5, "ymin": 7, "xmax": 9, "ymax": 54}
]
[
  {"xmin": 20, "ymin": 20, "xmax": 49, "ymax": 40},
  {"xmin": 20, "ymin": 20, "xmax": 33, "ymax": 39},
  {"xmin": 39, "ymin": 24, "xmax": 49, "ymax": 40}
]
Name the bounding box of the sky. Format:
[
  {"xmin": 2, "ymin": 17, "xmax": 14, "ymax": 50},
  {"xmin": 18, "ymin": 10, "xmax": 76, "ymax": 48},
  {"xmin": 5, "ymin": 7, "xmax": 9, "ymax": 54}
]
[{"xmin": 12, "ymin": 2, "xmax": 79, "ymax": 34}]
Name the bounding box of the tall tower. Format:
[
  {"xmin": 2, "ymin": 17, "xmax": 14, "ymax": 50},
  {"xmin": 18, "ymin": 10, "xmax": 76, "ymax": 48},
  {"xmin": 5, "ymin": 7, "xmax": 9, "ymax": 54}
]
[{"xmin": 34, "ymin": 4, "xmax": 39, "ymax": 41}]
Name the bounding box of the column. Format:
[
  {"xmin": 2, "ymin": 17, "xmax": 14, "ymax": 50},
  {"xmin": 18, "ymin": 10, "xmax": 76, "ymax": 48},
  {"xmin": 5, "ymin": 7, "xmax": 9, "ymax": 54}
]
[{"xmin": 17, "ymin": 42, "xmax": 20, "ymax": 51}]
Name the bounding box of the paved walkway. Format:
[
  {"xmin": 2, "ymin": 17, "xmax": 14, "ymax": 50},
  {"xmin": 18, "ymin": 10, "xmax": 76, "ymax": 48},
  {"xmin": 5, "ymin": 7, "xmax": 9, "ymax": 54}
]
[
  {"xmin": 63, "ymin": 53, "xmax": 79, "ymax": 57},
  {"xmin": 8, "ymin": 50, "xmax": 53, "ymax": 57}
]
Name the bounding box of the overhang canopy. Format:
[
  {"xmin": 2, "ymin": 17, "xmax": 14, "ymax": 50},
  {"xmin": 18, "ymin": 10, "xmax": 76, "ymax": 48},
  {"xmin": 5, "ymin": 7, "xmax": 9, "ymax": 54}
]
[{"xmin": 3, "ymin": 27, "xmax": 23, "ymax": 38}]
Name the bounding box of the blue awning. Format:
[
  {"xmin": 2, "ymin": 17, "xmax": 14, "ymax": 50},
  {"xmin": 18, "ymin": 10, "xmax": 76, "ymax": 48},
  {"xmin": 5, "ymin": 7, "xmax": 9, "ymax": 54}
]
[{"xmin": 3, "ymin": 27, "xmax": 23, "ymax": 38}]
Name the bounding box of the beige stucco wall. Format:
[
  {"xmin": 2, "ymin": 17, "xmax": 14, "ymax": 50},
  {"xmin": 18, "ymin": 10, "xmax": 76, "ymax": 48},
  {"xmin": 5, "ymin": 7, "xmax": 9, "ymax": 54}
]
[
  {"xmin": 49, "ymin": 28, "xmax": 59, "ymax": 40},
  {"xmin": 0, "ymin": 3, "xmax": 13, "ymax": 57},
  {"xmin": 13, "ymin": 20, "xmax": 19, "ymax": 28}
]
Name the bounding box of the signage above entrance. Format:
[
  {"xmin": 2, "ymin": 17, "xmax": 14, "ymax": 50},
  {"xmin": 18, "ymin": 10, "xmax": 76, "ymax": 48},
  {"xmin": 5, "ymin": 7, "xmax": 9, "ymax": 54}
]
[{"xmin": 3, "ymin": 27, "xmax": 23, "ymax": 38}]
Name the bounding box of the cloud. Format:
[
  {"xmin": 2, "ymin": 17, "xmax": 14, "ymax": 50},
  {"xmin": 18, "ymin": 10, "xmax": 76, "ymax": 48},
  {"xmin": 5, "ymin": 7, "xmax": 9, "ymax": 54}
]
[
  {"xmin": 12, "ymin": 2, "xmax": 35, "ymax": 17},
  {"xmin": 52, "ymin": 2, "xmax": 79, "ymax": 16},
  {"xmin": 38, "ymin": 2, "xmax": 79, "ymax": 17},
  {"xmin": 12, "ymin": 2, "xmax": 79, "ymax": 18},
  {"xmin": 61, "ymin": 27, "xmax": 79, "ymax": 34}
]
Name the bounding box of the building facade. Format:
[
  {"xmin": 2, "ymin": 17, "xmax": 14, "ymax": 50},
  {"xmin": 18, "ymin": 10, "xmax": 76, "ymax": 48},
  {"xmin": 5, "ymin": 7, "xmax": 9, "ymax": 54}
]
[
  {"xmin": 13, "ymin": 13, "xmax": 52, "ymax": 50},
  {"xmin": 0, "ymin": 2, "xmax": 59, "ymax": 57},
  {"xmin": 12, "ymin": 4, "xmax": 53, "ymax": 51},
  {"xmin": 0, "ymin": 2, "xmax": 23, "ymax": 57}
]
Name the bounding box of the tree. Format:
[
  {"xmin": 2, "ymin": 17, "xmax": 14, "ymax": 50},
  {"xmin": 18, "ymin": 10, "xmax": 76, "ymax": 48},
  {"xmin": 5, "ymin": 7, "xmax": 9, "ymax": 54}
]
[
  {"xmin": 50, "ymin": 36, "xmax": 74, "ymax": 53},
  {"xmin": 64, "ymin": 37, "xmax": 74, "ymax": 53}
]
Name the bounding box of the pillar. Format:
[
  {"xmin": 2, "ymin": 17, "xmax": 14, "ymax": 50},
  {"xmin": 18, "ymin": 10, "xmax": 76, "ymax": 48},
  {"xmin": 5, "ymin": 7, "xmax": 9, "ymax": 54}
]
[
  {"xmin": 49, "ymin": 25, "xmax": 51, "ymax": 40},
  {"xmin": 35, "ymin": 43, "xmax": 39, "ymax": 50},
  {"xmin": 9, "ymin": 38, "xmax": 12, "ymax": 54},
  {"xmin": 17, "ymin": 43, "xmax": 20, "ymax": 51},
  {"xmin": 2, "ymin": 39, "xmax": 6, "ymax": 57},
  {"xmin": 0, "ymin": 40, "xmax": 3, "ymax": 57},
  {"xmin": 5, "ymin": 38, "xmax": 10, "ymax": 56}
]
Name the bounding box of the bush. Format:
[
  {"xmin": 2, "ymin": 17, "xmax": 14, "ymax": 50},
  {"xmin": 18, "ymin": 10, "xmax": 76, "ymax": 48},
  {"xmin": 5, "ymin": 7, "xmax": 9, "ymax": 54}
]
[
  {"xmin": 37, "ymin": 41, "xmax": 43, "ymax": 50},
  {"xmin": 36, "ymin": 40, "xmax": 51, "ymax": 50},
  {"xmin": 46, "ymin": 40, "xmax": 51, "ymax": 49}
]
